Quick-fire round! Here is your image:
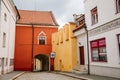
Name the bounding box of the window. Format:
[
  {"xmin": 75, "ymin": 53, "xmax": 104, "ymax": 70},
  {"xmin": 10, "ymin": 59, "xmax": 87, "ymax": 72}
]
[
  {"xmin": 3, "ymin": 32, "xmax": 6, "ymax": 48},
  {"xmin": 38, "ymin": 31, "xmax": 47, "ymax": 45},
  {"xmin": 118, "ymin": 34, "xmax": 120, "ymax": 56},
  {"xmin": 91, "ymin": 7, "xmax": 98, "ymax": 25},
  {"xmin": 0, "ymin": 58, "xmax": 1, "ymax": 67},
  {"xmin": 10, "ymin": 59, "xmax": 14, "ymax": 66},
  {"xmin": 4, "ymin": 13, "xmax": 7, "ymax": 21},
  {"xmin": 5, "ymin": 58, "xmax": 8, "ymax": 66},
  {"xmin": 91, "ymin": 38, "xmax": 107, "ymax": 62},
  {"xmin": 116, "ymin": 0, "xmax": 120, "ymax": 13},
  {"xmin": 39, "ymin": 36, "xmax": 46, "ymax": 45}
]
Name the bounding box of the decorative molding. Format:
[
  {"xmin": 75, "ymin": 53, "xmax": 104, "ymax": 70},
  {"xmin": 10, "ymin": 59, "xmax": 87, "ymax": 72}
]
[
  {"xmin": 38, "ymin": 31, "xmax": 46, "ymax": 36},
  {"xmin": 89, "ymin": 18, "xmax": 120, "ymax": 36}
]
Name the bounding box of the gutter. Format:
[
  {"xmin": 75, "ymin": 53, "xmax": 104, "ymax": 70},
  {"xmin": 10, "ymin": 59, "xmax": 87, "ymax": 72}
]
[
  {"xmin": 31, "ymin": 24, "xmax": 34, "ymax": 71},
  {"xmin": 85, "ymin": 26, "xmax": 90, "ymax": 75},
  {"xmin": 14, "ymin": 6, "xmax": 20, "ymax": 20}
]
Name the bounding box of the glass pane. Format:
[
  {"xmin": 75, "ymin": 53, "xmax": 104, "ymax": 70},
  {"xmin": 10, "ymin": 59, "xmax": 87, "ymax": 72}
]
[
  {"xmin": 92, "ymin": 48, "xmax": 99, "ymax": 61},
  {"xmin": 99, "ymin": 54, "xmax": 107, "ymax": 62},
  {"xmin": 99, "ymin": 47, "xmax": 106, "ymax": 53}
]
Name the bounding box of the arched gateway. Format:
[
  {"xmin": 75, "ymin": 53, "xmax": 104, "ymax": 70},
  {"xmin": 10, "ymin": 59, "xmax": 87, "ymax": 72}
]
[{"xmin": 34, "ymin": 54, "xmax": 49, "ymax": 71}]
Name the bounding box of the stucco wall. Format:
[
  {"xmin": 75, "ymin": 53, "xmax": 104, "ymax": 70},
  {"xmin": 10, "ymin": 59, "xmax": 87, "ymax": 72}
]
[
  {"xmin": 53, "ymin": 23, "xmax": 78, "ymax": 72},
  {"xmin": 89, "ymin": 28, "xmax": 120, "ymax": 68},
  {"xmin": 14, "ymin": 25, "xmax": 58, "ymax": 71},
  {"xmin": 84, "ymin": 0, "xmax": 120, "ymax": 30},
  {"xmin": 0, "ymin": 0, "xmax": 17, "ymax": 74},
  {"xmin": 84, "ymin": 0, "xmax": 120, "ymax": 78}
]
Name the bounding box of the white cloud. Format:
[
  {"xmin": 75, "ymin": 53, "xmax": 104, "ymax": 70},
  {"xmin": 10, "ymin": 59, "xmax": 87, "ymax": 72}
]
[{"xmin": 13, "ymin": 0, "xmax": 84, "ymax": 27}]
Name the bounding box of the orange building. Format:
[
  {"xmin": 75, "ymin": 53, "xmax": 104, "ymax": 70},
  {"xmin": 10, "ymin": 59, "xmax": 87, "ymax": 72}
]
[{"xmin": 14, "ymin": 10, "xmax": 58, "ymax": 71}]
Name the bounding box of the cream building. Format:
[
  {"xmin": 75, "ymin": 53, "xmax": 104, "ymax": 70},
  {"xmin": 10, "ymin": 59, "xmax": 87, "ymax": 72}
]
[{"xmin": 0, "ymin": 0, "xmax": 19, "ymax": 75}]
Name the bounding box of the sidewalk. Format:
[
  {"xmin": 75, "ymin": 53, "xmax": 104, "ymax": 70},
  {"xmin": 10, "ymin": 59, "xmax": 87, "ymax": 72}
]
[
  {"xmin": 53, "ymin": 72, "xmax": 120, "ymax": 80},
  {"xmin": 0, "ymin": 71, "xmax": 24, "ymax": 80}
]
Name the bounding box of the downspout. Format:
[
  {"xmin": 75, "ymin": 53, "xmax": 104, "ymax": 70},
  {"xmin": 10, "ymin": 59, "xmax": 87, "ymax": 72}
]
[
  {"xmin": 85, "ymin": 26, "xmax": 90, "ymax": 75},
  {"xmin": 31, "ymin": 24, "xmax": 34, "ymax": 71}
]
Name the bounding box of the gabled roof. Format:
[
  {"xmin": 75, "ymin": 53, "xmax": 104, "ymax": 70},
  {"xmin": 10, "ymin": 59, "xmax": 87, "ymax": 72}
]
[{"xmin": 17, "ymin": 10, "xmax": 59, "ymax": 26}]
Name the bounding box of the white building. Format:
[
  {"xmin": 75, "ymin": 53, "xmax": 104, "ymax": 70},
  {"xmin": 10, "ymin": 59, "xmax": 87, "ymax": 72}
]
[
  {"xmin": 73, "ymin": 14, "xmax": 88, "ymax": 73},
  {"xmin": 84, "ymin": 0, "xmax": 120, "ymax": 78},
  {"xmin": 0, "ymin": 0, "xmax": 19, "ymax": 75}
]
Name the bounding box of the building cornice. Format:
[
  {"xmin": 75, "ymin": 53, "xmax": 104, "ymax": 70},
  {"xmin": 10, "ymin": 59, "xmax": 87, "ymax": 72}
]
[
  {"xmin": 16, "ymin": 23, "xmax": 58, "ymax": 28},
  {"xmin": 17, "ymin": 23, "xmax": 59, "ymax": 26},
  {"xmin": 89, "ymin": 18, "xmax": 120, "ymax": 36}
]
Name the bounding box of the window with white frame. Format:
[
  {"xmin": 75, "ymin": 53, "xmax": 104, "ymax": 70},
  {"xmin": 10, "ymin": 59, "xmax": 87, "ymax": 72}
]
[
  {"xmin": 10, "ymin": 59, "xmax": 14, "ymax": 66},
  {"xmin": 39, "ymin": 36, "xmax": 46, "ymax": 45},
  {"xmin": 5, "ymin": 58, "xmax": 8, "ymax": 66},
  {"xmin": 90, "ymin": 38, "xmax": 107, "ymax": 62},
  {"xmin": 116, "ymin": 0, "xmax": 120, "ymax": 13},
  {"xmin": 38, "ymin": 31, "xmax": 46, "ymax": 45},
  {"xmin": 4, "ymin": 13, "xmax": 7, "ymax": 21},
  {"xmin": 91, "ymin": 7, "xmax": 98, "ymax": 25},
  {"xmin": 3, "ymin": 32, "xmax": 6, "ymax": 48}
]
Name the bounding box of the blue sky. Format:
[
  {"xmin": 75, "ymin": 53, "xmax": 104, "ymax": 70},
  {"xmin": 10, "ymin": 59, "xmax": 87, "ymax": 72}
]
[{"xmin": 13, "ymin": 0, "xmax": 84, "ymax": 27}]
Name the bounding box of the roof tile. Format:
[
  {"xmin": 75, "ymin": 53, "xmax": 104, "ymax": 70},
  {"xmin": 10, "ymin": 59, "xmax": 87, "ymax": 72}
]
[{"xmin": 17, "ymin": 10, "xmax": 58, "ymax": 26}]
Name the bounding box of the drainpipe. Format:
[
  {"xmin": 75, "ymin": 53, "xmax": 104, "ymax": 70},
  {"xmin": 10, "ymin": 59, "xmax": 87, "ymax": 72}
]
[
  {"xmin": 32, "ymin": 24, "xmax": 34, "ymax": 71},
  {"xmin": 85, "ymin": 26, "xmax": 90, "ymax": 75}
]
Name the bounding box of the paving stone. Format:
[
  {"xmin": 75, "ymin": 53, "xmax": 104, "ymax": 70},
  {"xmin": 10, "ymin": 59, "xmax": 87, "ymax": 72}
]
[{"xmin": 14, "ymin": 72, "xmax": 80, "ymax": 80}]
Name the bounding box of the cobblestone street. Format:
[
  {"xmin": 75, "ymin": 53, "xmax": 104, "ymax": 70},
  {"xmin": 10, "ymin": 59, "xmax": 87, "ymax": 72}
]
[{"xmin": 14, "ymin": 72, "xmax": 80, "ymax": 80}]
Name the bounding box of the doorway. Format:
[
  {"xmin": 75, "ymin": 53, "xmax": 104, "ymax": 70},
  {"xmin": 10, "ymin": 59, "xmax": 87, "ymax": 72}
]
[
  {"xmin": 79, "ymin": 46, "xmax": 85, "ymax": 65},
  {"xmin": 34, "ymin": 54, "xmax": 49, "ymax": 71}
]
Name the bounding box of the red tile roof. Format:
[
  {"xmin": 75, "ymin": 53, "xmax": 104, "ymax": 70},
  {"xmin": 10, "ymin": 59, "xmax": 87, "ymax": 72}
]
[{"xmin": 17, "ymin": 10, "xmax": 58, "ymax": 26}]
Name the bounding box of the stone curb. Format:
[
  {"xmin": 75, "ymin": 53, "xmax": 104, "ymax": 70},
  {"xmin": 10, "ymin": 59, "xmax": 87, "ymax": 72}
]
[
  {"xmin": 9, "ymin": 72, "xmax": 25, "ymax": 80},
  {"xmin": 52, "ymin": 72, "xmax": 93, "ymax": 80}
]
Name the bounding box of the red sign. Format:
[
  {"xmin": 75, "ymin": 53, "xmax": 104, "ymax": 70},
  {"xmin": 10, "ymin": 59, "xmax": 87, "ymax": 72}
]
[
  {"xmin": 99, "ymin": 39, "xmax": 106, "ymax": 46},
  {"xmin": 91, "ymin": 41, "xmax": 98, "ymax": 48}
]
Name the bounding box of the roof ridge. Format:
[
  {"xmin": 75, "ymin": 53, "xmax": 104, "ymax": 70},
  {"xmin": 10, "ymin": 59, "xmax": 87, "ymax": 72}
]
[
  {"xmin": 50, "ymin": 11, "xmax": 59, "ymax": 26},
  {"xmin": 18, "ymin": 9, "xmax": 51, "ymax": 13}
]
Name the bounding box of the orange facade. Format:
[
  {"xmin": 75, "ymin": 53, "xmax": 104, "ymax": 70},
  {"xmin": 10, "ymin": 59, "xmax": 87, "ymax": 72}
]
[
  {"xmin": 14, "ymin": 25, "xmax": 58, "ymax": 71},
  {"xmin": 14, "ymin": 10, "xmax": 58, "ymax": 71}
]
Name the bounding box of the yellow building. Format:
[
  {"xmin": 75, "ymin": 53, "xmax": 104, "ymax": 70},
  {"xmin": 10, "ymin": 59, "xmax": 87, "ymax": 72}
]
[{"xmin": 52, "ymin": 22, "xmax": 78, "ymax": 72}]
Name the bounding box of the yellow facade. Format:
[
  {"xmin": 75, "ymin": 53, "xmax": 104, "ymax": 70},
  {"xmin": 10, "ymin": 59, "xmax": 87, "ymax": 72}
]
[{"xmin": 52, "ymin": 22, "xmax": 78, "ymax": 72}]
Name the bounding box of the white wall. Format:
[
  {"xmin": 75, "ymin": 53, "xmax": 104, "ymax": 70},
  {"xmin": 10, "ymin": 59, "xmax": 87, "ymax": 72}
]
[
  {"xmin": 84, "ymin": 0, "xmax": 120, "ymax": 30},
  {"xmin": 84, "ymin": 0, "xmax": 120, "ymax": 78},
  {"xmin": 0, "ymin": 0, "xmax": 18, "ymax": 74},
  {"xmin": 89, "ymin": 28, "xmax": 120, "ymax": 68},
  {"xmin": 74, "ymin": 28, "xmax": 88, "ymax": 65}
]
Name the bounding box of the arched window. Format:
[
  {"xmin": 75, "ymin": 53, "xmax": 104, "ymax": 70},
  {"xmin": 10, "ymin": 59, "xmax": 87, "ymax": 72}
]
[{"xmin": 38, "ymin": 31, "xmax": 47, "ymax": 45}]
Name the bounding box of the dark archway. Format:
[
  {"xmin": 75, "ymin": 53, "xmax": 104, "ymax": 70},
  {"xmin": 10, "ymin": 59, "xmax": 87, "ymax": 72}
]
[{"xmin": 34, "ymin": 54, "xmax": 49, "ymax": 71}]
